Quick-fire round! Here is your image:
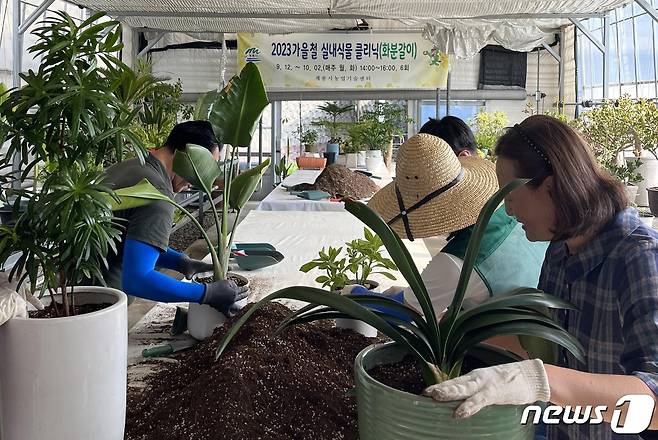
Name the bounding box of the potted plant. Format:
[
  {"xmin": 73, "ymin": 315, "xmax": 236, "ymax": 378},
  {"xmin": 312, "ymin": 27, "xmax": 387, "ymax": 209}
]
[
  {"xmin": 117, "ymin": 62, "xmax": 270, "ymax": 340},
  {"xmin": 217, "ymin": 179, "xmax": 584, "ymax": 439},
  {"xmin": 469, "ymin": 110, "xmax": 508, "ymax": 159},
  {"xmin": 0, "ymin": 13, "xmax": 147, "ymax": 440},
  {"xmin": 297, "ymin": 127, "xmax": 319, "ymax": 155},
  {"xmin": 577, "ymin": 96, "xmax": 658, "ymax": 205},
  {"xmin": 340, "ymin": 137, "xmax": 361, "ymax": 168},
  {"xmin": 312, "ymin": 101, "xmax": 354, "ymax": 155}
]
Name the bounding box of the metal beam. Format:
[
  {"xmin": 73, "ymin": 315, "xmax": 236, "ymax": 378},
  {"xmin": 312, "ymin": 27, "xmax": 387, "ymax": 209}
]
[
  {"xmin": 603, "ymin": 12, "xmax": 610, "ymax": 99},
  {"xmin": 18, "ymin": 0, "xmax": 55, "ymax": 34},
  {"xmin": 446, "ymin": 70, "xmax": 451, "ymax": 116},
  {"xmin": 558, "ymin": 28, "xmax": 565, "ymax": 113},
  {"xmin": 570, "ymin": 18, "xmax": 604, "ymax": 53},
  {"xmin": 636, "ymin": 0, "xmax": 658, "ymax": 24},
  {"xmin": 541, "ymin": 42, "xmax": 560, "ymax": 62},
  {"xmin": 11, "ymin": 0, "xmax": 23, "ymax": 189},
  {"xmin": 136, "ymin": 31, "xmax": 164, "ymax": 57}
]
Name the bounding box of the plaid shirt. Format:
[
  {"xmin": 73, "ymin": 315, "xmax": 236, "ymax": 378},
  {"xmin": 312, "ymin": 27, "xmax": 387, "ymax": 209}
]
[{"xmin": 539, "ymin": 208, "xmax": 658, "ymax": 440}]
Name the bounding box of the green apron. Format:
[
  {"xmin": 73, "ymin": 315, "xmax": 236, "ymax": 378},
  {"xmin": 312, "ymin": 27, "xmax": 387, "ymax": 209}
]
[{"xmin": 442, "ymin": 205, "xmax": 554, "ymax": 361}]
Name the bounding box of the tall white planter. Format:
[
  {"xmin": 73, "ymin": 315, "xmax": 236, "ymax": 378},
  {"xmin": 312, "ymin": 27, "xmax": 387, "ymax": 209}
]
[
  {"xmin": 0, "ymin": 287, "xmax": 127, "ymax": 440},
  {"xmin": 357, "ymin": 151, "xmax": 367, "ymax": 168},
  {"xmin": 629, "ymin": 154, "xmax": 658, "ymax": 206},
  {"xmin": 187, "ymin": 272, "xmax": 249, "ymax": 340}
]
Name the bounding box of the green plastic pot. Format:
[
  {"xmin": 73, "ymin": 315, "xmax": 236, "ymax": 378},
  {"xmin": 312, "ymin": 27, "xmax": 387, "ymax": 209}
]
[{"xmin": 354, "ymin": 343, "xmax": 535, "ymax": 440}]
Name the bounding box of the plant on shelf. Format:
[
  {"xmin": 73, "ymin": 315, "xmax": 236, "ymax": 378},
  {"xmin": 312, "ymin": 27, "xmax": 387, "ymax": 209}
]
[
  {"xmin": 218, "ymin": 179, "xmax": 584, "ymax": 386},
  {"xmin": 300, "ymin": 228, "xmax": 398, "ymax": 291},
  {"xmin": 296, "ymin": 127, "xmax": 319, "ymax": 153},
  {"xmin": 312, "ymin": 102, "xmax": 354, "ymax": 144},
  {"xmin": 0, "ymin": 12, "xmax": 147, "ymax": 316},
  {"xmin": 469, "ymin": 110, "xmax": 508, "ymax": 158},
  {"xmin": 349, "ymin": 102, "xmax": 410, "ymax": 158}
]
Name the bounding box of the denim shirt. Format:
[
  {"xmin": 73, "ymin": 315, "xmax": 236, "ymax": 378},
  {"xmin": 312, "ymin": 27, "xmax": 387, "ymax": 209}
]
[{"xmin": 539, "ymin": 208, "xmax": 658, "ymax": 440}]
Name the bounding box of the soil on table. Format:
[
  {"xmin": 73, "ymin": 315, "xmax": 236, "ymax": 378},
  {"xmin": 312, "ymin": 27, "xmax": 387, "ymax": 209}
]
[
  {"xmin": 125, "ymin": 302, "xmax": 385, "ymax": 440},
  {"xmin": 168, "ymin": 210, "xmax": 217, "ymax": 252},
  {"xmin": 29, "ymin": 302, "xmax": 113, "ymax": 319},
  {"xmin": 292, "ymin": 164, "xmax": 381, "ymax": 199},
  {"xmin": 196, "ymin": 273, "xmax": 248, "ymax": 287}
]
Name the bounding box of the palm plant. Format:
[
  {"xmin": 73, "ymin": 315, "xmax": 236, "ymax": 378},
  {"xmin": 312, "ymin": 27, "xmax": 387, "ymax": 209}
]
[
  {"xmin": 312, "ymin": 102, "xmax": 354, "ymax": 143},
  {"xmin": 0, "ymin": 12, "xmax": 147, "ymax": 316},
  {"xmin": 215, "ymin": 179, "xmax": 585, "ymax": 385}
]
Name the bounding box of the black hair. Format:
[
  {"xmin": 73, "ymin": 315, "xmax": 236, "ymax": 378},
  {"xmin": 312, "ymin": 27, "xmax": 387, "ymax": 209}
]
[
  {"xmin": 163, "ymin": 120, "xmax": 220, "ymax": 153},
  {"xmin": 419, "ymin": 116, "xmax": 477, "ymax": 155}
]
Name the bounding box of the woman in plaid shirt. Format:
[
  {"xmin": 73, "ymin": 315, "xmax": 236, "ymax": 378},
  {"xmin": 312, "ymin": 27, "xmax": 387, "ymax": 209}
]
[{"xmin": 425, "ymin": 115, "xmax": 658, "ymax": 439}]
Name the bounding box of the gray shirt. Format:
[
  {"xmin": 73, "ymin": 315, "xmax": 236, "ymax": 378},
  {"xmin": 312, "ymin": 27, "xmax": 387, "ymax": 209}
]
[{"xmin": 102, "ymin": 154, "xmax": 174, "ymax": 290}]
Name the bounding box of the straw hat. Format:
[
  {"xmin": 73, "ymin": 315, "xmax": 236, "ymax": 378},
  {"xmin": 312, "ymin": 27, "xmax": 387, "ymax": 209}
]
[{"xmin": 367, "ymin": 133, "xmax": 498, "ymax": 240}]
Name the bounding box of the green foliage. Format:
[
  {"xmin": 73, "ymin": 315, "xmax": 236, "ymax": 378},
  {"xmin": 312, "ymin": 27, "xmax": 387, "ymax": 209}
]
[
  {"xmin": 311, "ymin": 102, "xmax": 354, "ymax": 143},
  {"xmin": 296, "ymin": 127, "xmax": 318, "ymax": 152},
  {"xmin": 300, "ymin": 228, "xmax": 398, "ymax": 291},
  {"xmin": 0, "ymin": 12, "xmax": 148, "ymax": 316},
  {"xmin": 576, "ymin": 96, "xmax": 658, "ymax": 184},
  {"xmin": 199, "ymin": 62, "xmax": 269, "ymax": 148},
  {"xmin": 348, "ymin": 102, "xmax": 410, "ymax": 153},
  {"xmin": 469, "ymin": 110, "xmax": 508, "ymax": 158},
  {"xmin": 129, "ymin": 61, "xmax": 194, "ymax": 149},
  {"xmin": 299, "ymin": 246, "xmax": 349, "ymax": 291},
  {"xmin": 274, "ymin": 156, "xmax": 297, "ymax": 181},
  {"xmin": 217, "ymin": 180, "xmax": 584, "ymax": 386}
]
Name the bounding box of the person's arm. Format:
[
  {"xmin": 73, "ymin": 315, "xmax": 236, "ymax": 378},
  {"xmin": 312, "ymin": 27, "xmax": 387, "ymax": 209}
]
[
  {"xmin": 545, "ymin": 365, "xmax": 658, "ymax": 428},
  {"xmin": 155, "ymin": 247, "xmax": 213, "ymax": 278},
  {"xmin": 122, "ymin": 238, "xmax": 205, "ymax": 303}
]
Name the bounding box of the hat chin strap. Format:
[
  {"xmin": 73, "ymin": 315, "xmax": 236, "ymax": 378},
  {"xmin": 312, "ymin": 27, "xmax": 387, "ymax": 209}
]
[{"xmin": 387, "ymin": 168, "xmax": 465, "ymax": 241}]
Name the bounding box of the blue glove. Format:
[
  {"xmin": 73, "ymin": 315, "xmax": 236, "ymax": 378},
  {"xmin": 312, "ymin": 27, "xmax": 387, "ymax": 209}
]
[{"xmin": 345, "ymin": 286, "xmax": 409, "ymax": 322}]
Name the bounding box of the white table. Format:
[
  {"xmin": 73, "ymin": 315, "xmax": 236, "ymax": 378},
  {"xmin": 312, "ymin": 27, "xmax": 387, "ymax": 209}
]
[
  {"xmin": 209, "ymin": 210, "xmax": 432, "ymax": 303},
  {"xmin": 257, "ymin": 168, "xmax": 391, "ymax": 212}
]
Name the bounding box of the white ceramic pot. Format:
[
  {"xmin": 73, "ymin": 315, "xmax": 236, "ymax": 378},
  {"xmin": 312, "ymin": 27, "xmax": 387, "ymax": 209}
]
[
  {"xmin": 187, "ymin": 272, "xmax": 249, "ymax": 340},
  {"xmin": 366, "ymin": 149, "xmax": 382, "ymax": 159},
  {"xmin": 0, "ymin": 286, "xmax": 127, "ymax": 440},
  {"xmin": 630, "ymin": 155, "xmax": 658, "ymax": 206},
  {"xmin": 626, "ymin": 184, "xmax": 639, "ymax": 204},
  {"xmin": 357, "ymin": 151, "xmax": 367, "ymax": 167},
  {"xmin": 335, "ymin": 155, "xmax": 347, "ymax": 166},
  {"xmin": 366, "ymin": 157, "xmax": 385, "ymax": 172},
  {"xmin": 346, "ymin": 153, "xmax": 358, "ymax": 169},
  {"xmin": 334, "ymin": 318, "xmax": 378, "ymax": 338}
]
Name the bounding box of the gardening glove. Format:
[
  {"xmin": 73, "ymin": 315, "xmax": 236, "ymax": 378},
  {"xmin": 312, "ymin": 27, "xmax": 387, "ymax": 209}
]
[
  {"xmin": 423, "ymin": 359, "xmax": 550, "ymax": 419},
  {"xmin": 201, "ymin": 280, "xmax": 249, "ymax": 316},
  {"xmin": 180, "ymin": 256, "xmax": 214, "ymax": 280},
  {"xmin": 0, "ymin": 286, "xmax": 28, "ymax": 326}
]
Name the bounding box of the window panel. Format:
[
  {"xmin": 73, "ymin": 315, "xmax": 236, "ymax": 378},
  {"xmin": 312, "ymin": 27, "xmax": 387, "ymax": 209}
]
[
  {"xmin": 635, "ymin": 14, "xmax": 655, "ymax": 83},
  {"xmin": 619, "ymin": 18, "xmax": 637, "ymax": 83}
]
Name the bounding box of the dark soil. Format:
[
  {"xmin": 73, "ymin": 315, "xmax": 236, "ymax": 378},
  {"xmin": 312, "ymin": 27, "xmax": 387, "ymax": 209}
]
[
  {"xmin": 29, "ymin": 302, "xmax": 113, "ymax": 319},
  {"xmin": 368, "ymin": 355, "xmax": 425, "ymax": 395},
  {"xmin": 292, "ymin": 164, "xmax": 381, "ymax": 199},
  {"xmin": 197, "ymin": 273, "xmax": 248, "ymax": 287},
  {"xmin": 125, "ymin": 302, "xmax": 384, "ymax": 440},
  {"xmin": 168, "ymin": 210, "xmax": 217, "ymax": 252}
]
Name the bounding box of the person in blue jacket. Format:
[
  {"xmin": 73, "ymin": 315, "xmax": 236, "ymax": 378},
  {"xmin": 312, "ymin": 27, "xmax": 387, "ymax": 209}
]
[{"xmin": 102, "ymin": 120, "xmax": 247, "ymax": 316}]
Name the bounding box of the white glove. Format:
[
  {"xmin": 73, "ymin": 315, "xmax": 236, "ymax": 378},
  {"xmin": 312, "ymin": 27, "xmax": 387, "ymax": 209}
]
[
  {"xmin": 423, "ymin": 359, "xmax": 551, "ymax": 419},
  {"xmin": 0, "ymin": 287, "xmax": 28, "ymax": 325}
]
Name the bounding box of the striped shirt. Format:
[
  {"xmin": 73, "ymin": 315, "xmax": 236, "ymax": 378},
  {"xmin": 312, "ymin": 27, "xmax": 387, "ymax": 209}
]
[{"xmin": 539, "ymin": 208, "xmax": 658, "ymax": 440}]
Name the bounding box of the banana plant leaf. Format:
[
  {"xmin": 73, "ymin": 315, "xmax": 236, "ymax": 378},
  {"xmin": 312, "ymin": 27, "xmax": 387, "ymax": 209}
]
[
  {"xmin": 229, "ymin": 158, "xmax": 270, "ymax": 210},
  {"xmin": 194, "ymin": 88, "xmax": 221, "ymax": 120},
  {"xmin": 207, "ymin": 62, "xmax": 269, "ymax": 147},
  {"xmin": 172, "ymin": 143, "xmax": 221, "ymax": 195}
]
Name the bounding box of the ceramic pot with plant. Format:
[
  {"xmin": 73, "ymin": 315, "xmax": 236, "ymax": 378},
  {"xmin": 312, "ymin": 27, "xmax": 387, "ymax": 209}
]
[
  {"xmin": 298, "ymin": 127, "xmax": 319, "ymax": 155},
  {"xmin": 0, "ymin": 13, "xmax": 148, "ymax": 440},
  {"xmin": 218, "ymin": 180, "xmax": 584, "ymax": 439}
]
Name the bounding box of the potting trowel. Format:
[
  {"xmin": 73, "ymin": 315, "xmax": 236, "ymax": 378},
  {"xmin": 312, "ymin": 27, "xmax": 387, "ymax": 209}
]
[{"xmin": 142, "ymin": 337, "xmax": 198, "ymax": 358}]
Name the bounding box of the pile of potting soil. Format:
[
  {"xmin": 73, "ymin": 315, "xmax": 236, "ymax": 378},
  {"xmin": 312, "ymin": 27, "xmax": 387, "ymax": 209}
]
[
  {"xmin": 126, "ymin": 302, "xmax": 382, "ymax": 440},
  {"xmin": 292, "ymin": 164, "xmax": 381, "ymax": 199}
]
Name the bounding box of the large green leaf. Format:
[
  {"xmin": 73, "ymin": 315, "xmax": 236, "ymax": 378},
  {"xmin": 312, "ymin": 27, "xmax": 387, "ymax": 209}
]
[
  {"xmin": 228, "ymin": 159, "xmax": 270, "ymax": 210},
  {"xmin": 194, "ymin": 88, "xmax": 221, "ymax": 120},
  {"xmin": 344, "ymin": 199, "xmax": 442, "ymax": 359},
  {"xmin": 105, "ymin": 178, "xmax": 171, "ymax": 211},
  {"xmin": 207, "ymin": 62, "xmax": 269, "ymax": 147},
  {"xmin": 172, "ymin": 143, "xmax": 221, "ymax": 195}
]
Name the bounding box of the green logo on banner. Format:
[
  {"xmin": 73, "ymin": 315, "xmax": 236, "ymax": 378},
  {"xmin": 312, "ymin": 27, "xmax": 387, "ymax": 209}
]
[{"xmin": 245, "ymin": 47, "xmax": 261, "ymax": 62}]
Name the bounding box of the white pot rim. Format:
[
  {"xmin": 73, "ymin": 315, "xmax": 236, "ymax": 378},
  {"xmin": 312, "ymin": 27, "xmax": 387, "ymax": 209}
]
[{"xmin": 11, "ymin": 286, "xmax": 127, "ymax": 323}]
